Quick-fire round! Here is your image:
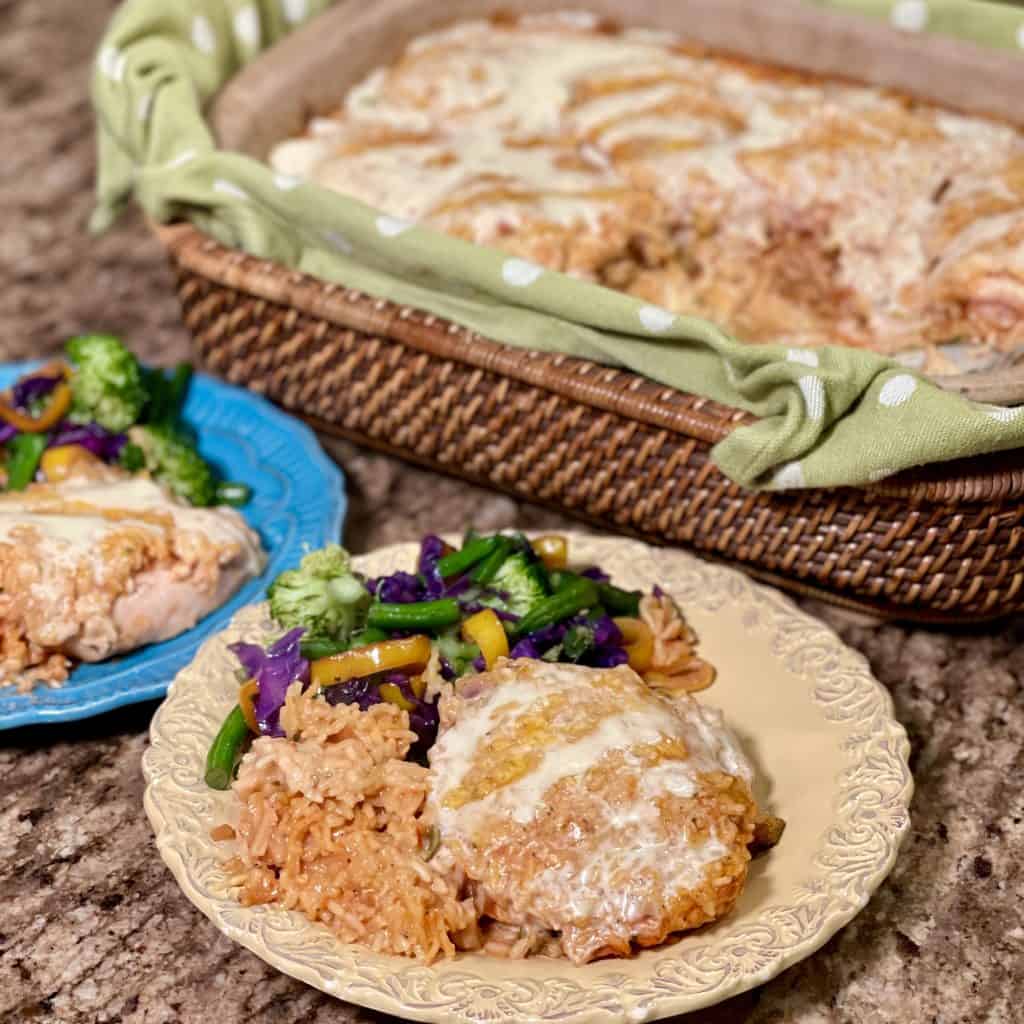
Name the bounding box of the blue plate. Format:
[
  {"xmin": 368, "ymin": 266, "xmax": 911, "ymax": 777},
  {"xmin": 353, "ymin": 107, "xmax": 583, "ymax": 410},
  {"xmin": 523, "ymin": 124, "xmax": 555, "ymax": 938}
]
[{"xmin": 0, "ymin": 362, "xmax": 346, "ymax": 729}]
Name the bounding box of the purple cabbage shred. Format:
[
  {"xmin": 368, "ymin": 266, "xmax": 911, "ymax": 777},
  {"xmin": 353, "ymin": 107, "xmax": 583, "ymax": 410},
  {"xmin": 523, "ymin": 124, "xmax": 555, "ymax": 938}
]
[
  {"xmin": 590, "ymin": 646, "xmax": 630, "ymax": 668},
  {"xmin": 228, "ymin": 627, "xmax": 309, "ymax": 738},
  {"xmin": 418, "ymin": 534, "xmax": 446, "ymax": 599},
  {"xmin": 509, "ymin": 637, "xmax": 541, "ymax": 660},
  {"xmin": 580, "ymin": 566, "xmax": 611, "ymax": 583},
  {"xmin": 12, "ymin": 373, "xmax": 61, "ymax": 410},
  {"xmin": 323, "ymin": 677, "xmax": 379, "ymax": 712},
  {"xmin": 47, "ymin": 422, "xmax": 127, "ymax": 462},
  {"xmin": 373, "ymin": 571, "xmax": 423, "ymax": 604},
  {"xmin": 590, "ymin": 615, "xmax": 623, "ymax": 648},
  {"xmin": 443, "ymin": 573, "xmax": 473, "ymax": 598},
  {"xmin": 0, "ymin": 423, "xmax": 16, "ymax": 445}
]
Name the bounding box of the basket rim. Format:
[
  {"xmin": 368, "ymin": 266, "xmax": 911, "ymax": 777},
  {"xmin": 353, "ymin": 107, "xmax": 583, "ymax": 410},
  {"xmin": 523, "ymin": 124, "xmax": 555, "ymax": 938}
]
[{"xmin": 154, "ymin": 220, "xmax": 1024, "ymax": 505}]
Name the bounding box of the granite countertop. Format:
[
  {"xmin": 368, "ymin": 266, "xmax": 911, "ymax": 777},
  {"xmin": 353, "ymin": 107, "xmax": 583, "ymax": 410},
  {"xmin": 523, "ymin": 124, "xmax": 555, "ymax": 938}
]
[{"xmin": 1, "ymin": 3, "xmax": 1022, "ymax": 1022}]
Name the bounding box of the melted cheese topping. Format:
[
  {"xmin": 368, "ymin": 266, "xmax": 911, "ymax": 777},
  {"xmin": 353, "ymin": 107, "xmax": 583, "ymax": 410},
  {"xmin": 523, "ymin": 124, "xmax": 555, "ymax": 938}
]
[
  {"xmin": 0, "ymin": 476, "xmax": 263, "ymax": 576},
  {"xmin": 270, "ymin": 10, "xmax": 1024, "ymax": 354},
  {"xmin": 429, "ymin": 660, "xmax": 752, "ymax": 917}
]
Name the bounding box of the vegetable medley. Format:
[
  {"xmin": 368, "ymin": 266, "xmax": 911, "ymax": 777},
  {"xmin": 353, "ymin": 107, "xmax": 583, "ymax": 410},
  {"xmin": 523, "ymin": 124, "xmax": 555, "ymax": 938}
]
[
  {"xmin": 0, "ymin": 334, "xmax": 248, "ymax": 505},
  {"xmin": 205, "ymin": 532, "xmax": 682, "ymax": 789}
]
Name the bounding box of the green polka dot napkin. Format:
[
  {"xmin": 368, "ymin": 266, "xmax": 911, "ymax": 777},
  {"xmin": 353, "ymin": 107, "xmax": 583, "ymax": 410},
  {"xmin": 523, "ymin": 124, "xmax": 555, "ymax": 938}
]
[{"xmin": 91, "ymin": 0, "xmax": 1024, "ymax": 490}]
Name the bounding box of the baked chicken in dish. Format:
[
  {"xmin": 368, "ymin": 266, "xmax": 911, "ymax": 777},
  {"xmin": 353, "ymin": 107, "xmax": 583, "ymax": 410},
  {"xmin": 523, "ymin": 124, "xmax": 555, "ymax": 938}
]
[
  {"xmin": 272, "ymin": 10, "xmax": 1024, "ymax": 358},
  {"xmin": 0, "ymin": 475, "xmax": 265, "ymax": 691}
]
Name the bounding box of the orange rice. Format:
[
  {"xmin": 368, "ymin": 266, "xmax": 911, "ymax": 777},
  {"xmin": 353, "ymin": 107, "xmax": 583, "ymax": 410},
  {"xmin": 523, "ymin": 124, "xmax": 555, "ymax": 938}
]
[{"xmin": 221, "ymin": 683, "xmax": 475, "ymax": 964}]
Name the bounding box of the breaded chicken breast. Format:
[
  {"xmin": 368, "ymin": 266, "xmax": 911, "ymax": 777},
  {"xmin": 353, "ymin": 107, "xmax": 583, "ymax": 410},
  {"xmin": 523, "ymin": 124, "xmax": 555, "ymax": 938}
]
[
  {"xmin": 0, "ymin": 474, "xmax": 265, "ymax": 690},
  {"xmin": 428, "ymin": 659, "xmax": 758, "ymax": 963}
]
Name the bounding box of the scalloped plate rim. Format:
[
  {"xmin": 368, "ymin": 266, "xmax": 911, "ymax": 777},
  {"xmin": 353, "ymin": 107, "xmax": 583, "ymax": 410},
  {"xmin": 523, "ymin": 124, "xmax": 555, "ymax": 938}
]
[
  {"xmin": 143, "ymin": 535, "xmax": 913, "ymax": 1023},
  {"xmin": 0, "ymin": 360, "xmax": 346, "ymax": 729}
]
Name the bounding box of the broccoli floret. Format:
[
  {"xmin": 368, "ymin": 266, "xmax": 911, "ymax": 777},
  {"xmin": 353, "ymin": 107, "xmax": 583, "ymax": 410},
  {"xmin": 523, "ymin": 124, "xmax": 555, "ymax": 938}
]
[
  {"xmin": 268, "ymin": 544, "xmax": 371, "ymax": 644},
  {"xmin": 490, "ymin": 552, "xmax": 549, "ymax": 617},
  {"xmin": 118, "ymin": 442, "xmax": 146, "ymax": 472},
  {"xmin": 560, "ymin": 623, "xmax": 595, "ymax": 663},
  {"xmin": 129, "ymin": 423, "xmax": 217, "ymax": 506},
  {"xmin": 65, "ymin": 334, "xmax": 146, "ymax": 432}
]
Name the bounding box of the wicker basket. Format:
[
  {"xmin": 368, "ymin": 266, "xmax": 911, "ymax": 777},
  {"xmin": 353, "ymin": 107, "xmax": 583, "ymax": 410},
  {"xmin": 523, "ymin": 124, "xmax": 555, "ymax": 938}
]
[{"xmin": 154, "ymin": 0, "xmax": 1024, "ymax": 622}]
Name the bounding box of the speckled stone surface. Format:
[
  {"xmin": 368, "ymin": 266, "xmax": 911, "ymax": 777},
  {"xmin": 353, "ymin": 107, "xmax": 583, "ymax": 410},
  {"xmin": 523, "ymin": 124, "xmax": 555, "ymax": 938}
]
[{"xmin": 1, "ymin": 3, "xmax": 1023, "ymax": 1022}]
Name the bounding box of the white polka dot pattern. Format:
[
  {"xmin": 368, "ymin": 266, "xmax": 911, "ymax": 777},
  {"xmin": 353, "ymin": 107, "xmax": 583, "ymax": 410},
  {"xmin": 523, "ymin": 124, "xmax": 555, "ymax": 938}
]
[
  {"xmin": 637, "ymin": 305, "xmax": 675, "ymax": 333},
  {"xmin": 878, "ymin": 374, "xmax": 918, "ymax": 408},
  {"xmin": 97, "ymin": 46, "xmax": 126, "ymax": 82},
  {"xmin": 786, "ymin": 349, "xmax": 819, "ymax": 367},
  {"xmin": 137, "ymin": 93, "xmax": 153, "ymax": 122},
  {"xmin": 192, "ymin": 15, "xmax": 217, "ymax": 55},
  {"xmin": 984, "ymin": 406, "xmax": 1021, "ymax": 424},
  {"xmin": 890, "ymin": 0, "xmax": 928, "ymax": 32},
  {"xmin": 772, "ymin": 461, "xmax": 805, "ymax": 490},
  {"xmin": 868, "ymin": 466, "xmax": 897, "ymax": 483},
  {"xmin": 798, "ymin": 375, "xmax": 826, "ymax": 421},
  {"xmin": 233, "ymin": 6, "xmax": 260, "ymax": 50},
  {"xmin": 1018, "ymin": 24, "xmax": 1024, "ymax": 49},
  {"xmin": 376, "ymin": 215, "xmax": 413, "ymax": 237},
  {"xmin": 282, "ymin": 0, "xmax": 308, "ymax": 25},
  {"xmin": 501, "ymin": 258, "xmax": 543, "ymax": 287},
  {"xmin": 273, "ymin": 173, "xmax": 301, "ymax": 190}
]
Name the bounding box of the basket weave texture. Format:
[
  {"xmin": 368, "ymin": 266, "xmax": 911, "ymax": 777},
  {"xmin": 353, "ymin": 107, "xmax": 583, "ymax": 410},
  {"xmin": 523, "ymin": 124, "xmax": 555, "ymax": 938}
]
[{"xmin": 159, "ymin": 223, "xmax": 1024, "ymax": 622}]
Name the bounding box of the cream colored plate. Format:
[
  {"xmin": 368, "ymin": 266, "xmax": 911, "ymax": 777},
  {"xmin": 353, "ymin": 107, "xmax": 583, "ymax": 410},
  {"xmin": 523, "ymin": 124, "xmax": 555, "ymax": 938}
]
[{"xmin": 143, "ymin": 534, "xmax": 912, "ymax": 1023}]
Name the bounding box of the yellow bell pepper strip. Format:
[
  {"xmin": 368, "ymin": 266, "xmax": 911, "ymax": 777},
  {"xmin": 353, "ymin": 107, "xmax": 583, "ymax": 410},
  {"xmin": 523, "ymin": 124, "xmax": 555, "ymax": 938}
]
[
  {"xmin": 531, "ymin": 534, "xmax": 568, "ymax": 570},
  {"xmin": 238, "ymin": 679, "xmax": 260, "ymax": 733},
  {"xmin": 613, "ymin": 617, "xmax": 655, "ymax": 673},
  {"xmin": 39, "ymin": 444, "xmax": 102, "ymax": 483},
  {"xmin": 379, "ymin": 682, "xmax": 415, "ymax": 711},
  {"xmin": 461, "ymin": 608, "xmax": 509, "ymax": 669},
  {"xmin": 409, "ymin": 674, "xmax": 427, "ymax": 699},
  {"xmin": 309, "ymin": 635, "xmax": 433, "ymax": 692},
  {"xmin": 0, "ymin": 381, "xmax": 72, "ymax": 433}
]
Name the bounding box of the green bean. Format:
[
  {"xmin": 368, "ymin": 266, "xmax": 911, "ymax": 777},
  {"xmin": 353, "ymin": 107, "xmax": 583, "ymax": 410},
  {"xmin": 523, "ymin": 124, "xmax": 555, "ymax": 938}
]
[
  {"xmin": 349, "ymin": 626, "xmax": 390, "ymax": 647},
  {"xmin": 509, "ymin": 577, "xmax": 599, "ymax": 639},
  {"xmin": 471, "ymin": 536, "xmax": 513, "ymax": 584},
  {"xmin": 547, "ymin": 570, "xmax": 572, "ymax": 593},
  {"xmin": 215, "ymin": 481, "xmax": 251, "ymax": 507},
  {"xmin": 548, "ymin": 570, "xmax": 641, "ymax": 616},
  {"xmin": 366, "ymin": 598, "xmax": 461, "ymax": 631},
  {"xmin": 300, "ymin": 637, "xmax": 349, "ymax": 660},
  {"xmin": 300, "ymin": 626, "xmax": 392, "ymax": 661},
  {"xmin": 167, "ymin": 362, "xmax": 193, "ymax": 417},
  {"xmin": 4, "ymin": 434, "xmax": 47, "ymax": 491},
  {"xmin": 205, "ymin": 705, "xmax": 251, "ymax": 790},
  {"xmin": 436, "ymin": 535, "xmax": 499, "ymax": 578},
  {"xmin": 597, "ymin": 583, "xmax": 642, "ymax": 616}
]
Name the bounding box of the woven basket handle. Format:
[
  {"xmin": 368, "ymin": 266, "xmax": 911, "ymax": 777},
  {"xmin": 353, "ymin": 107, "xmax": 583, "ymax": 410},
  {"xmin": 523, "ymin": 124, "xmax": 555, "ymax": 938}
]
[{"xmin": 936, "ymin": 360, "xmax": 1024, "ymax": 406}]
